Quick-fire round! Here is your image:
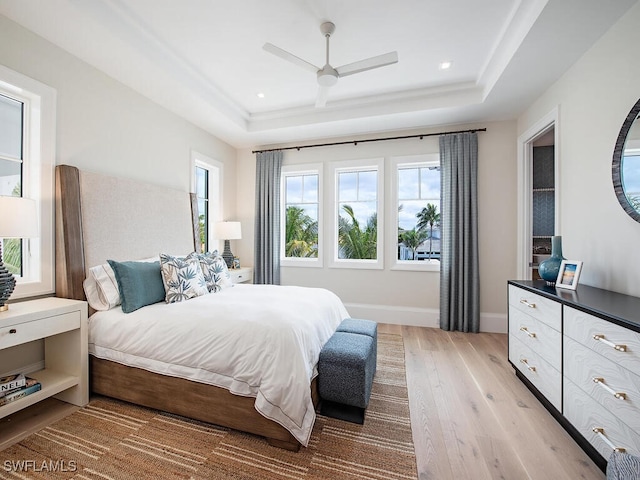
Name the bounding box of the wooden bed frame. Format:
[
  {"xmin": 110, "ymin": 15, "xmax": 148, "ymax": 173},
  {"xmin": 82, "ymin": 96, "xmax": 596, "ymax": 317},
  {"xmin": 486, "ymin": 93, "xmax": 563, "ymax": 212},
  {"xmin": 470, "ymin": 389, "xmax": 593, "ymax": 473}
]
[{"xmin": 54, "ymin": 164, "xmax": 317, "ymax": 451}]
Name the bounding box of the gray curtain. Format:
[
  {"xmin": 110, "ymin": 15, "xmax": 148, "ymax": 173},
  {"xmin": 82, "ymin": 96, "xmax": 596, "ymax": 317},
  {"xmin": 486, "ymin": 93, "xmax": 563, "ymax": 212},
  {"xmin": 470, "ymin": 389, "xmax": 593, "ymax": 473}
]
[
  {"xmin": 439, "ymin": 132, "xmax": 480, "ymax": 332},
  {"xmin": 254, "ymin": 150, "xmax": 283, "ymax": 284}
]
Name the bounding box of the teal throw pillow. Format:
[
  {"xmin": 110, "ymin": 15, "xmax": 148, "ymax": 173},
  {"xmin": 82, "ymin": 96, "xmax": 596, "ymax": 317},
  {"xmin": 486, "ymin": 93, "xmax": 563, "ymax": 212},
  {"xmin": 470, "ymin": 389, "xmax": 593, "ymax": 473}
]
[{"xmin": 107, "ymin": 260, "xmax": 166, "ymax": 313}]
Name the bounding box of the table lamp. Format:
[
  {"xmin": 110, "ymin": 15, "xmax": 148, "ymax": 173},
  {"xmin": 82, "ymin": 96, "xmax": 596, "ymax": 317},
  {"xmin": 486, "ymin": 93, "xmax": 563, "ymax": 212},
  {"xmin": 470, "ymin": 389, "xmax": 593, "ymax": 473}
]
[
  {"xmin": 215, "ymin": 221, "xmax": 241, "ymax": 268},
  {"xmin": 0, "ymin": 196, "xmax": 38, "ymax": 311}
]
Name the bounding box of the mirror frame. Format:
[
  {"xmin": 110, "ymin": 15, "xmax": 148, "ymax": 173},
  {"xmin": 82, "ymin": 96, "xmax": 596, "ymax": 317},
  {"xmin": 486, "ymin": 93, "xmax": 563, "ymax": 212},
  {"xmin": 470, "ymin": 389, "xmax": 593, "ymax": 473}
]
[{"xmin": 612, "ymin": 97, "xmax": 640, "ymax": 223}]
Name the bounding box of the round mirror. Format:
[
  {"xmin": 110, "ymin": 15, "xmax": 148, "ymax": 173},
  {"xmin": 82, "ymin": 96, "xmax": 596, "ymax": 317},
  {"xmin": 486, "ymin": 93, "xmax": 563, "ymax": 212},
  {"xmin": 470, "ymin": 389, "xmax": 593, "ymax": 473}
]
[{"xmin": 613, "ymin": 98, "xmax": 640, "ymax": 223}]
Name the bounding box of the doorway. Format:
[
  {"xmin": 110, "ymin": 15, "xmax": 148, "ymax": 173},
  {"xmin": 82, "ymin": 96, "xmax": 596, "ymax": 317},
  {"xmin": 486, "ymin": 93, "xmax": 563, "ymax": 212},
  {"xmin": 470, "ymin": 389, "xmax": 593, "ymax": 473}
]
[{"xmin": 516, "ymin": 108, "xmax": 559, "ymax": 280}]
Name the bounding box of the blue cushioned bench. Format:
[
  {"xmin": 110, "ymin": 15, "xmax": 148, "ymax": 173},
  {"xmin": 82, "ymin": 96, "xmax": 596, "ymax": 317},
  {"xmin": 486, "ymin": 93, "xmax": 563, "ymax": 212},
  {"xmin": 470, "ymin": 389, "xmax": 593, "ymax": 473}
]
[{"xmin": 318, "ymin": 318, "xmax": 377, "ymax": 424}]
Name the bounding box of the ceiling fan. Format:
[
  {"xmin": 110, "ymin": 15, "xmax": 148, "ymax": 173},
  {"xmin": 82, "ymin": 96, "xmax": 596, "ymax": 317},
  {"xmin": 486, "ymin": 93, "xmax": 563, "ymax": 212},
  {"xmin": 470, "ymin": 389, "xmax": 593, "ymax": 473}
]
[{"xmin": 263, "ymin": 22, "xmax": 398, "ymax": 108}]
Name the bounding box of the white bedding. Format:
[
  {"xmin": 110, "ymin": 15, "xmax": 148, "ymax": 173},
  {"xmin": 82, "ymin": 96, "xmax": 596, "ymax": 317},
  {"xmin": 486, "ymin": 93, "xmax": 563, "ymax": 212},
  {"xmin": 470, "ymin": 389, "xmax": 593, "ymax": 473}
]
[{"xmin": 88, "ymin": 284, "xmax": 349, "ymax": 446}]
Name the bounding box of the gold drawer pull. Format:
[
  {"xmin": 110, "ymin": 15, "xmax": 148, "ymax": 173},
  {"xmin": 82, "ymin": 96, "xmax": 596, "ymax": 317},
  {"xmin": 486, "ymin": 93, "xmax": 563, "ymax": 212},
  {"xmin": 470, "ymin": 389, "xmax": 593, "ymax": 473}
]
[
  {"xmin": 519, "ymin": 326, "xmax": 536, "ymax": 338},
  {"xmin": 592, "ymin": 377, "xmax": 628, "ymax": 400},
  {"xmin": 593, "ymin": 334, "xmax": 627, "ymax": 352},
  {"xmin": 519, "ymin": 358, "xmax": 536, "ymax": 372},
  {"xmin": 519, "ymin": 299, "xmax": 536, "ymax": 308},
  {"xmin": 592, "ymin": 427, "xmax": 626, "ymax": 453}
]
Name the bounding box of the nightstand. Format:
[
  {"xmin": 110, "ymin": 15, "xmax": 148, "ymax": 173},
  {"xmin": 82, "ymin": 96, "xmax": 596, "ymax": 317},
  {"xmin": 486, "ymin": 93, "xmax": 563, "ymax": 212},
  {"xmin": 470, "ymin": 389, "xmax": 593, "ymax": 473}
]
[
  {"xmin": 0, "ymin": 297, "xmax": 89, "ymax": 419},
  {"xmin": 229, "ymin": 267, "xmax": 253, "ymax": 284}
]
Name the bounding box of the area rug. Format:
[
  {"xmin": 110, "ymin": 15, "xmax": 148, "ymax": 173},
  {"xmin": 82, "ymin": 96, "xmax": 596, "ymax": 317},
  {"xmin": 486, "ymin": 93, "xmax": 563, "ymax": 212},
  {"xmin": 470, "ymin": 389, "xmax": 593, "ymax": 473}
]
[{"xmin": 0, "ymin": 333, "xmax": 417, "ymax": 479}]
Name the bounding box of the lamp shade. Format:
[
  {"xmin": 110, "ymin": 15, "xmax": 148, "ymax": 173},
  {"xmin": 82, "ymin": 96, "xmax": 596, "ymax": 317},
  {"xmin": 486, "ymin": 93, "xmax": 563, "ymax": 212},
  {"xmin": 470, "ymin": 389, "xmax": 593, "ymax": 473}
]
[
  {"xmin": 215, "ymin": 221, "xmax": 241, "ymax": 240},
  {"xmin": 0, "ymin": 196, "xmax": 38, "ymax": 238}
]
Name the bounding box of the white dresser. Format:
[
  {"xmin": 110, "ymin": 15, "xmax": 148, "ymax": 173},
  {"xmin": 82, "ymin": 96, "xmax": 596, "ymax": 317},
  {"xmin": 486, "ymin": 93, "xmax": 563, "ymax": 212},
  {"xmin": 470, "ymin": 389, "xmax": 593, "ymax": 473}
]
[{"xmin": 508, "ymin": 280, "xmax": 640, "ymax": 472}]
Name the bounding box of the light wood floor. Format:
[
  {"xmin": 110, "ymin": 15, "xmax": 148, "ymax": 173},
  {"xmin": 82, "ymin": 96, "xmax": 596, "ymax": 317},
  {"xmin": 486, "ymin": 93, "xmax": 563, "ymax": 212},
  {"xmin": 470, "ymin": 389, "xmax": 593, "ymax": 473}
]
[
  {"xmin": 379, "ymin": 323, "xmax": 605, "ymax": 480},
  {"xmin": 2, "ymin": 325, "xmax": 606, "ymax": 479}
]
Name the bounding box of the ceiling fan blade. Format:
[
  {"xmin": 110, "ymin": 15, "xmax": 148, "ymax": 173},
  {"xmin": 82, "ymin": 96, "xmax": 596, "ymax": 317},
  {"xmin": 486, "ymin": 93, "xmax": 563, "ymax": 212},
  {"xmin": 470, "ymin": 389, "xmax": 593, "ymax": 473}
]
[
  {"xmin": 315, "ymin": 85, "xmax": 331, "ymax": 108},
  {"xmin": 336, "ymin": 51, "xmax": 398, "ymax": 77},
  {"xmin": 263, "ymin": 43, "xmax": 319, "ymax": 74}
]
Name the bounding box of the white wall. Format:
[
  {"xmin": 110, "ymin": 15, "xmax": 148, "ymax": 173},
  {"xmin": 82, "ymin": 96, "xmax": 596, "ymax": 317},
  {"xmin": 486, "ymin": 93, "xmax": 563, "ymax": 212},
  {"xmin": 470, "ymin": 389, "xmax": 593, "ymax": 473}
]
[
  {"xmin": 0, "ymin": 15, "xmax": 237, "ymax": 198},
  {"xmin": 518, "ymin": 1, "xmax": 640, "ymax": 297},
  {"xmin": 237, "ymin": 121, "xmax": 518, "ymax": 332}
]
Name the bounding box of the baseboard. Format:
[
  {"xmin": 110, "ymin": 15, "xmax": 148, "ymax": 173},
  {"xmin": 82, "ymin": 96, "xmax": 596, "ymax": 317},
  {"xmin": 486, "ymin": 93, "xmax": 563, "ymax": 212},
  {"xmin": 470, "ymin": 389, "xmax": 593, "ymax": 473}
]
[
  {"xmin": 344, "ymin": 303, "xmax": 439, "ymax": 328},
  {"xmin": 479, "ymin": 313, "xmax": 508, "ymax": 333},
  {"xmin": 343, "ymin": 303, "xmax": 507, "ymax": 333}
]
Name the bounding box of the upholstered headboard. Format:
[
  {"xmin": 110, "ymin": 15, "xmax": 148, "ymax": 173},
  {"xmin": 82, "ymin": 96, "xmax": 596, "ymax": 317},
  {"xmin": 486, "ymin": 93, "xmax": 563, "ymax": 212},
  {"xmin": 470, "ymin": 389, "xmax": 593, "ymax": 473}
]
[{"xmin": 55, "ymin": 165, "xmax": 198, "ymax": 300}]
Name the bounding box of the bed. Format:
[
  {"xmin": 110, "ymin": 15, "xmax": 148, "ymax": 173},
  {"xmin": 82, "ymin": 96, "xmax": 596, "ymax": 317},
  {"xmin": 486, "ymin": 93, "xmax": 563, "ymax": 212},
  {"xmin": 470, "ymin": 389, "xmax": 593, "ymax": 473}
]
[{"xmin": 54, "ymin": 164, "xmax": 349, "ymax": 450}]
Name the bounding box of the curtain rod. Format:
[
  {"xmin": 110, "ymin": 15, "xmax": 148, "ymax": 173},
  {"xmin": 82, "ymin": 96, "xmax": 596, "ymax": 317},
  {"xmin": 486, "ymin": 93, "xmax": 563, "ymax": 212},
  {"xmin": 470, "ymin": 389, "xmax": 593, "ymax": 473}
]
[{"xmin": 252, "ymin": 128, "xmax": 486, "ymax": 154}]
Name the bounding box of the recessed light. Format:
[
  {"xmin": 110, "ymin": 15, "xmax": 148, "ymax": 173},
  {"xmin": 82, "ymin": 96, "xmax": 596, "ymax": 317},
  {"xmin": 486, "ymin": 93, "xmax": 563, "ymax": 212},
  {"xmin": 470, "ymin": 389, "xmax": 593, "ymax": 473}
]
[
  {"xmin": 439, "ymin": 61, "xmax": 452, "ymax": 70},
  {"xmin": 257, "ymin": 92, "xmax": 265, "ymax": 98}
]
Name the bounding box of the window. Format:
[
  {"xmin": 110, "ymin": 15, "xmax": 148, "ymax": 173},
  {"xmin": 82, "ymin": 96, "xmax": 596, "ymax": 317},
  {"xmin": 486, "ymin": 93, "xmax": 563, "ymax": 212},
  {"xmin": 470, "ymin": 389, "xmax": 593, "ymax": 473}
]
[
  {"xmin": 281, "ymin": 164, "xmax": 322, "ymax": 266},
  {"xmin": 331, "ymin": 158, "xmax": 384, "ymax": 269},
  {"xmin": 191, "ymin": 151, "xmax": 222, "ymax": 254},
  {"xmin": 0, "ymin": 94, "xmax": 25, "ymax": 276},
  {"xmin": 392, "ymin": 154, "xmax": 440, "ymax": 271},
  {"xmin": 194, "ymin": 165, "xmax": 209, "ymax": 252},
  {"xmin": 0, "ymin": 65, "xmax": 55, "ymax": 298}
]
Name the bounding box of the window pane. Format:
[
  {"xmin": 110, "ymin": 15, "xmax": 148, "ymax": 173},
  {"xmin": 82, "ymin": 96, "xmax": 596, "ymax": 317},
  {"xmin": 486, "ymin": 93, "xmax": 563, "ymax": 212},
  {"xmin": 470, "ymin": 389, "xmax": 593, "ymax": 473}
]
[
  {"xmin": 337, "ymin": 200, "xmax": 377, "ymax": 260},
  {"xmin": 285, "ymin": 173, "xmax": 319, "ymax": 259},
  {"xmin": 338, "ymin": 171, "xmax": 357, "ymax": 202},
  {"xmin": 0, "ymin": 159, "xmax": 21, "ymax": 196},
  {"xmin": 398, "ymin": 168, "xmax": 419, "ymax": 200},
  {"xmin": 286, "ymin": 176, "xmax": 303, "ymax": 203},
  {"xmin": 398, "ymin": 164, "xmax": 441, "ymax": 262},
  {"xmin": 195, "ymin": 166, "xmax": 207, "ymax": 198},
  {"xmin": 358, "ymin": 170, "xmax": 377, "ymax": 201},
  {"xmin": 197, "ymin": 197, "xmax": 208, "ymax": 253},
  {"xmin": 302, "ymin": 175, "xmax": 318, "ymax": 203},
  {"xmin": 420, "ymin": 167, "xmax": 440, "ymax": 199},
  {"xmin": 0, "ymin": 94, "xmax": 23, "ymax": 160},
  {"xmin": 285, "ymin": 204, "xmax": 318, "ymax": 258}
]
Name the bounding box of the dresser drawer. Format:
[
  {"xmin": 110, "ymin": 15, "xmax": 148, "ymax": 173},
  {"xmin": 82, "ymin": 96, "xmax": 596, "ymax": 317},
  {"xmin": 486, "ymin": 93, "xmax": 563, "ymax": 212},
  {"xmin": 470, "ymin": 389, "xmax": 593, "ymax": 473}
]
[
  {"xmin": 564, "ymin": 377, "xmax": 640, "ymax": 458},
  {"xmin": 509, "ymin": 333, "xmax": 561, "ymax": 410},
  {"xmin": 564, "ymin": 336, "xmax": 640, "ymax": 433},
  {"xmin": 564, "ymin": 306, "xmax": 640, "ymax": 373},
  {"xmin": 0, "ymin": 312, "xmax": 80, "ymax": 349},
  {"xmin": 509, "ymin": 307, "xmax": 561, "ymax": 369},
  {"xmin": 508, "ymin": 285, "xmax": 561, "ymax": 331}
]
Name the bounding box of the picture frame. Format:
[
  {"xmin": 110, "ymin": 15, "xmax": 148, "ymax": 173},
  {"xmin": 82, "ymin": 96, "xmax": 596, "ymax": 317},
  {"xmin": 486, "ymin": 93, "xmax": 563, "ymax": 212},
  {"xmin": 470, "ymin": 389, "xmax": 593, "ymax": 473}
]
[
  {"xmin": 232, "ymin": 257, "xmax": 241, "ymax": 270},
  {"xmin": 556, "ymin": 260, "xmax": 583, "ymax": 290}
]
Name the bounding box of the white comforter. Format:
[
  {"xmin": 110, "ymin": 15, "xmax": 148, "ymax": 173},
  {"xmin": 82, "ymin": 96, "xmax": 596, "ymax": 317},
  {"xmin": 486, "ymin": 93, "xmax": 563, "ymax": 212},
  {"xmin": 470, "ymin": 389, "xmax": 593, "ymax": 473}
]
[{"xmin": 88, "ymin": 284, "xmax": 349, "ymax": 446}]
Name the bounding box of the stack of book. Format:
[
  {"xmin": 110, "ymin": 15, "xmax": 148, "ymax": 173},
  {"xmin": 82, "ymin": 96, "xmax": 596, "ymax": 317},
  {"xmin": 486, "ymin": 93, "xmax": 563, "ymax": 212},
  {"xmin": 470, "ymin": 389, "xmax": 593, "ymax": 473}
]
[{"xmin": 0, "ymin": 373, "xmax": 41, "ymax": 407}]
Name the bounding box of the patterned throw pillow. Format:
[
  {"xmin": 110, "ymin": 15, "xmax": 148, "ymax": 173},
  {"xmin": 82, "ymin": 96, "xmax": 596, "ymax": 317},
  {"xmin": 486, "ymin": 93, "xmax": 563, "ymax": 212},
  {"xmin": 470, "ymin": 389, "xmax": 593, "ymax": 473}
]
[
  {"xmin": 159, "ymin": 253, "xmax": 208, "ymax": 303},
  {"xmin": 188, "ymin": 251, "xmax": 233, "ymax": 293}
]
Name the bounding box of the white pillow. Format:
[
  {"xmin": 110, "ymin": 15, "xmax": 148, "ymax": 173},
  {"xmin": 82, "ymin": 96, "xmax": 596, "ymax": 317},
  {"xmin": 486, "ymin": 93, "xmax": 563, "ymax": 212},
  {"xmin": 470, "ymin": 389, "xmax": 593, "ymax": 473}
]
[
  {"xmin": 83, "ymin": 256, "xmax": 160, "ymax": 311},
  {"xmin": 84, "ymin": 263, "xmax": 120, "ymax": 311}
]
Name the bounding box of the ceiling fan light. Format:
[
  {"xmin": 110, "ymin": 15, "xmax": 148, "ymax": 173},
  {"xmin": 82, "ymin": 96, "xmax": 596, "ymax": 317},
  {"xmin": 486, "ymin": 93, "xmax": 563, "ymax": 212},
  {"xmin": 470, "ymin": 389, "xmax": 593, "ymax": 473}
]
[
  {"xmin": 317, "ymin": 65, "xmax": 338, "ymax": 87},
  {"xmin": 317, "ymin": 71, "xmax": 338, "ymax": 87}
]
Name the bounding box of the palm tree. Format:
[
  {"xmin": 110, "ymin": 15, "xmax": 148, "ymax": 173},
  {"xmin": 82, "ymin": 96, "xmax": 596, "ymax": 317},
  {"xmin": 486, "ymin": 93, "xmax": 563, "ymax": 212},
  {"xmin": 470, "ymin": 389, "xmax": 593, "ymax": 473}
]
[
  {"xmin": 338, "ymin": 205, "xmax": 377, "ymax": 259},
  {"xmin": 416, "ymin": 203, "xmax": 440, "ymax": 260},
  {"xmin": 400, "ymin": 228, "xmax": 428, "ymax": 260},
  {"xmin": 285, "ymin": 206, "xmax": 318, "ymax": 257}
]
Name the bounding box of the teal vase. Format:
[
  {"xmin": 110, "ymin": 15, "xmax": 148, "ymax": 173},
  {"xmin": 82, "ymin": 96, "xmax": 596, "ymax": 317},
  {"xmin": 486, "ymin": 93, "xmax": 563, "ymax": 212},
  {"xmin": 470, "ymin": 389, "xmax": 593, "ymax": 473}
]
[{"xmin": 538, "ymin": 236, "xmax": 565, "ymax": 285}]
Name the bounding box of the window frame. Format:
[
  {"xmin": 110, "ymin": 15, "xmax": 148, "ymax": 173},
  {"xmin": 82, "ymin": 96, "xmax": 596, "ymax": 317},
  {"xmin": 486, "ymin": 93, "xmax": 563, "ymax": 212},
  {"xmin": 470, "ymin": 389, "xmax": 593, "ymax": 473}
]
[
  {"xmin": 0, "ymin": 65, "xmax": 56, "ymax": 299},
  {"xmin": 330, "ymin": 157, "xmax": 384, "ymax": 270},
  {"xmin": 390, "ymin": 154, "xmax": 441, "ymax": 272},
  {"xmin": 280, "ymin": 163, "xmax": 323, "ymax": 268},
  {"xmin": 190, "ymin": 151, "xmax": 223, "ymax": 254}
]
